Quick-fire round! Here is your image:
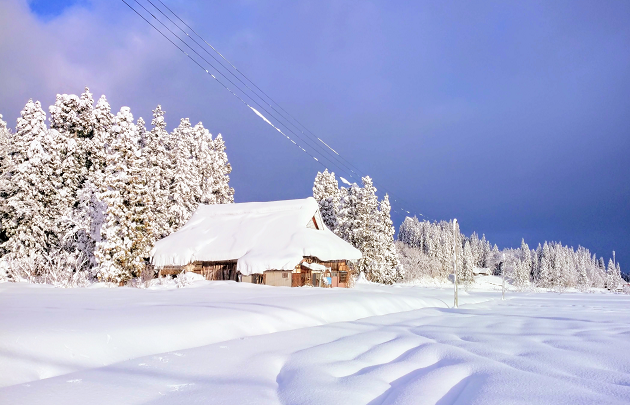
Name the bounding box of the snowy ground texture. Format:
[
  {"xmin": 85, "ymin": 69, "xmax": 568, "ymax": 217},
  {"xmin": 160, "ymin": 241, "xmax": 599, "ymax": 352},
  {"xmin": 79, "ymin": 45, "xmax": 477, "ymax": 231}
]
[{"xmin": 1, "ymin": 277, "xmax": 630, "ymax": 404}]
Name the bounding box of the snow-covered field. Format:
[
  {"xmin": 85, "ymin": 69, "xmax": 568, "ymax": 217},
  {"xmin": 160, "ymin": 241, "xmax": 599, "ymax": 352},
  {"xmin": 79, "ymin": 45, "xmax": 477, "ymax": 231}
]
[{"xmin": 1, "ymin": 278, "xmax": 629, "ymax": 404}]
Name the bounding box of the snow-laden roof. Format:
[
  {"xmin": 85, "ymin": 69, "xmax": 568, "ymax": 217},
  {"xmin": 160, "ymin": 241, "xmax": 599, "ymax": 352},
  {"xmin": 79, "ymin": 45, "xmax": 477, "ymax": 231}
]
[
  {"xmin": 302, "ymin": 262, "xmax": 328, "ymax": 271},
  {"xmin": 150, "ymin": 197, "xmax": 362, "ymax": 275}
]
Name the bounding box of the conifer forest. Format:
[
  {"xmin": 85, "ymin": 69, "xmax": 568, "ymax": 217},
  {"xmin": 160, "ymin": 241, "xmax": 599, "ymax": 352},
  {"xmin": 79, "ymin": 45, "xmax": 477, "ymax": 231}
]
[{"xmin": 0, "ymin": 89, "xmax": 625, "ymax": 291}]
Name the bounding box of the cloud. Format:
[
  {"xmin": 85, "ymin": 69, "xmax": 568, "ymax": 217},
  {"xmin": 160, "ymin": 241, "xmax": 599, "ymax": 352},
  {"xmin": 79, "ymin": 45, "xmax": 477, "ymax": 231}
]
[{"xmin": 0, "ymin": 0, "xmax": 179, "ymax": 123}]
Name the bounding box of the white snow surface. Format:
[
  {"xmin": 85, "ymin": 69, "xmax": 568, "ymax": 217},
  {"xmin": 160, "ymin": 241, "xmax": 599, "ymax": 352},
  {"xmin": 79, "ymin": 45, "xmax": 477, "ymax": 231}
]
[
  {"xmin": 1, "ymin": 280, "xmax": 629, "ymax": 404},
  {"xmin": 301, "ymin": 261, "xmax": 327, "ymax": 271},
  {"xmin": 340, "ymin": 176, "xmax": 353, "ymax": 186},
  {"xmin": 150, "ymin": 197, "xmax": 361, "ymax": 274}
]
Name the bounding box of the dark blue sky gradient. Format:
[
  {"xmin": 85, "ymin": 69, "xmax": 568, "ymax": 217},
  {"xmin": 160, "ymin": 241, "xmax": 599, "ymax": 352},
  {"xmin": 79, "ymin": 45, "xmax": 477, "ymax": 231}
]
[
  {"xmin": 8, "ymin": 0, "xmax": 630, "ymax": 268},
  {"xmin": 28, "ymin": 0, "xmax": 88, "ymax": 19}
]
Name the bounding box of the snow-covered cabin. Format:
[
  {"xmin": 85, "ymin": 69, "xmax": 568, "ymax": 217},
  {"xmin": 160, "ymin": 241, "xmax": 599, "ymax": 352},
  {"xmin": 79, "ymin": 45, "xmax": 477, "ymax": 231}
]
[{"xmin": 150, "ymin": 197, "xmax": 362, "ymax": 287}]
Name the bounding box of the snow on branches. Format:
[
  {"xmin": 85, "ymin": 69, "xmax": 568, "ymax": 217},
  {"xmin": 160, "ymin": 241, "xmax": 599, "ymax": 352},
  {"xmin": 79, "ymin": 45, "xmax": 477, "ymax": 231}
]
[
  {"xmin": 313, "ymin": 170, "xmax": 400, "ymax": 284},
  {"xmin": 0, "ymin": 89, "xmax": 234, "ymax": 285},
  {"xmin": 397, "ymin": 215, "xmax": 620, "ymax": 291}
]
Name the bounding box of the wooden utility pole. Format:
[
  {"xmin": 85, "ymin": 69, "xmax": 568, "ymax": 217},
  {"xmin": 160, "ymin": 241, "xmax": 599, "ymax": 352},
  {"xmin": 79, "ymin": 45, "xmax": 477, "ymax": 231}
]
[{"xmin": 453, "ymin": 219, "xmax": 459, "ymax": 308}]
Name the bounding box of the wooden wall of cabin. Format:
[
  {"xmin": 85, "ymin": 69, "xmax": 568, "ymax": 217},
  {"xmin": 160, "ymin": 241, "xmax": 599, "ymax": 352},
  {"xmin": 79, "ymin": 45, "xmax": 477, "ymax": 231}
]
[
  {"xmin": 299, "ymin": 257, "xmax": 352, "ymax": 288},
  {"xmin": 156, "ymin": 261, "xmax": 239, "ymax": 281},
  {"xmin": 263, "ymin": 270, "xmax": 292, "ymax": 287},
  {"xmin": 192, "ymin": 261, "xmax": 239, "ymax": 281}
]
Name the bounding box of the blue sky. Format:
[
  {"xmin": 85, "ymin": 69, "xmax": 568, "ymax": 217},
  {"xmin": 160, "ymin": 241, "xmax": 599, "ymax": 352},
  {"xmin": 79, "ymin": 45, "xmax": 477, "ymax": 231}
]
[{"xmin": 3, "ymin": 0, "xmax": 629, "ymax": 268}]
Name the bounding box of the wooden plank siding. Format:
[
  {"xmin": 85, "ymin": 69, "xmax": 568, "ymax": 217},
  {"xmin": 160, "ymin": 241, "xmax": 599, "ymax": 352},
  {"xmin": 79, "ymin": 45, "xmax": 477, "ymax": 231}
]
[
  {"xmin": 154, "ymin": 256, "xmax": 354, "ymax": 287},
  {"xmin": 158, "ymin": 260, "xmax": 238, "ymax": 281}
]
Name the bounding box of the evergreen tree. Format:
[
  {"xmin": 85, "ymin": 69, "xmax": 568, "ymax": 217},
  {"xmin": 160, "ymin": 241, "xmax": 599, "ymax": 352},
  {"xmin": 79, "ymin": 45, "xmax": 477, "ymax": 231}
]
[
  {"xmin": 520, "ymin": 239, "xmax": 532, "ymax": 277},
  {"xmin": 336, "ymin": 184, "xmax": 361, "ymax": 247},
  {"xmin": 194, "ymin": 122, "xmax": 215, "ymax": 205},
  {"xmin": 606, "ymin": 258, "xmax": 621, "ymax": 290},
  {"xmin": 538, "ymin": 243, "xmax": 552, "ymax": 288},
  {"xmin": 513, "ymin": 259, "xmax": 530, "ymax": 289},
  {"xmin": 0, "ymin": 114, "xmax": 11, "ymax": 252},
  {"xmin": 169, "ymin": 118, "xmax": 199, "ymax": 232},
  {"xmin": 576, "ymin": 256, "xmax": 589, "ymax": 292},
  {"xmin": 355, "ymin": 176, "xmax": 381, "ymax": 281},
  {"xmin": 144, "ymin": 105, "xmax": 171, "ymax": 241},
  {"xmin": 461, "ymin": 240, "xmax": 475, "ymax": 285},
  {"xmin": 377, "ymin": 194, "xmax": 400, "ymax": 283},
  {"xmin": 313, "ymin": 169, "xmax": 341, "ymax": 232},
  {"xmin": 95, "ymin": 107, "xmax": 150, "ymax": 282},
  {"xmin": 74, "ymin": 94, "xmax": 113, "ymax": 269},
  {"xmin": 2, "ymin": 100, "xmax": 52, "ymax": 264},
  {"xmin": 0, "ymin": 114, "xmax": 10, "ymax": 172},
  {"xmin": 49, "ymin": 88, "xmax": 97, "ymax": 271},
  {"xmin": 208, "ymin": 133, "xmax": 234, "ymax": 204},
  {"xmin": 49, "ymin": 88, "xmax": 95, "ymax": 139}
]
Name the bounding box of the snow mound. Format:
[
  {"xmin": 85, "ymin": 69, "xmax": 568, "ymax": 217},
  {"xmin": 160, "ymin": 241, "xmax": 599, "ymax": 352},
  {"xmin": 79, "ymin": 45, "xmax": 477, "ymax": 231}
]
[{"xmin": 0, "ymin": 281, "xmax": 486, "ymax": 388}]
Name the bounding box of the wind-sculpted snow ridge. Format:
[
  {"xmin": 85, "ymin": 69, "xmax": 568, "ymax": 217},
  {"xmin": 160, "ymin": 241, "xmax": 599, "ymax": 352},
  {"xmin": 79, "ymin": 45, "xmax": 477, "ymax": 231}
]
[
  {"xmin": 0, "ymin": 281, "xmax": 491, "ymax": 388},
  {"xmin": 2, "ymin": 293, "xmax": 629, "ymax": 404}
]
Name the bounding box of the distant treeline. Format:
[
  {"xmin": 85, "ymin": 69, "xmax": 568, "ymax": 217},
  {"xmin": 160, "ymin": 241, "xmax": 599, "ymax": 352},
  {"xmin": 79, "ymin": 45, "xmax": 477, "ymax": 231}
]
[{"xmin": 397, "ymin": 216, "xmax": 625, "ymax": 291}]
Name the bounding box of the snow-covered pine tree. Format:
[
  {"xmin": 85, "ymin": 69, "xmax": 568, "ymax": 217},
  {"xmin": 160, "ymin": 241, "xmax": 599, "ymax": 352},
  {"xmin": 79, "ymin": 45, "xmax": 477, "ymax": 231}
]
[
  {"xmin": 336, "ymin": 183, "xmax": 361, "ymax": 247},
  {"xmin": 440, "ymin": 221, "xmax": 459, "ymax": 279},
  {"xmin": 143, "ymin": 105, "xmax": 171, "ymax": 242},
  {"xmin": 469, "ymin": 232, "xmax": 481, "ymax": 268},
  {"xmin": 49, "ymin": 88, "xmax": 96, "ymax": 139},
  {"xmin": 137, "ymin": 117, "xmax": 147, "ymax": 150},
  {"xmin": 461, "ymin": 240, "xmax": 475, "ymax": 286},
  {"xmin": 355, "ymin": 176, "xmax": 382, "ymax": 282},
  {"xmin": 2, "ymin": 100, "xmax": 53, "ymax": 268},
  {"xmin": 513, "ymin": 258, "xmax": 530, "ymax": 289},
  {"xmin": 48, "ymin": 88, "xmax": 98, "ymax": 273},
  {"xmin": 194, "ymin": 122, "xmax": 215, "ymax": 205},
  {"xmin": 313, "ymin": 169, "xmax": 340, "ymax": 232},
  {"xmin": 514, "ymin": 260, "xmax": 529, "ymax": 289},
  {"xmin": 487, "ymin": 244, "xmax": 501, "ymax": 274},
  {"xmin": 72, "ymin": 94, "xmax": 114, "ymax": 269},
  {"xmin": 0, "ymin": 114, "xmax": 11, "ymax": 253},
  {"xmin": 479, "ymin": 234, "xmax": 491, "ymax": 268},
  {"xmin": 576, "ymin": 247, "xmax": 590, "ymax": 292},
  {"xmin": 452, "ymin": 220, "xmax": 463, "ymax": 284},
  {"xmin": 207, "ymin": 132, "xmax": 234, "ymax": 204},
  {"xmin": 168, "ymin": 118, "xmax": 200, "ymax": 233},
  {"xmin": 538, "ymin": 242, "xmax": 552, "ymax": 288},
  {"xmin": 606, "ymin": 258, "xmax": 621, "ymax": 291},
  {"xmin": 377, "ymin": 194, "xmax": 401, "ymax": 283},
  {"xmin": 95, "ymin": 107, "xmax": 150, "ymax": 283},
  {"xmin": 519, "ymin": 239, "xmax": 532, "ymax": 280},
  {"xmin": 0, "ymin": 114, "xmax": 10, "ymax": 173},
  {"xmin": 397, "ymin": 216, "xmax": 421, "ymax": 249}
]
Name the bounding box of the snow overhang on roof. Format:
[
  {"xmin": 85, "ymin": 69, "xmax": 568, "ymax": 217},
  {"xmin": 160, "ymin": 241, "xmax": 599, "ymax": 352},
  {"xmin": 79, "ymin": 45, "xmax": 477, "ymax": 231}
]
[{"xmin": 150, "ymin": 197, "xmax": 362, "ymax": 275}]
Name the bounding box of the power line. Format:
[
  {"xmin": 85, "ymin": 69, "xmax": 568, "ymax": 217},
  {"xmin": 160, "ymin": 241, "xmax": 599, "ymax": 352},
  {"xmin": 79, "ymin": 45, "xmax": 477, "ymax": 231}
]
[
  {"xmin": 154, "ymin": 0, "xmax": 366, "ymax": 180},
  {"xmin": 143, "ymin": 0, "xmax": 364, "ymax": 182},
  {"xmin": 145, "ymin": 0, "xmax": 361, "ymax": 179},
  {"xmin": 131, "ymin": 0, "xmax": 364, "ymax": 182},
  {"xmin": 149, "ymin": 1, "xmax": 428, "ymax": 217},
  {"xmin": 122, "ymin": 0, "xmax": 432, "ymax": 221},
  {"xmin": 121, "ymin": 0, "xmax": 340, "ymax": 172}
]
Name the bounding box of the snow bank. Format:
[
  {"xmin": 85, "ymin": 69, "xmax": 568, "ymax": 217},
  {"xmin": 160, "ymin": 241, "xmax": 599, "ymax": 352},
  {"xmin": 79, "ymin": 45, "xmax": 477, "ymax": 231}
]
[
  {"xmin": 2, "ymin": 291, "xmax": 629, "ymax": 404},
  {"xmin": 151, "ymin": 197, "xmax": 361, "ymax": 274},
  {"xmin": 0, "ymin": 281, "xmax": 489, "ymax": 388}
]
